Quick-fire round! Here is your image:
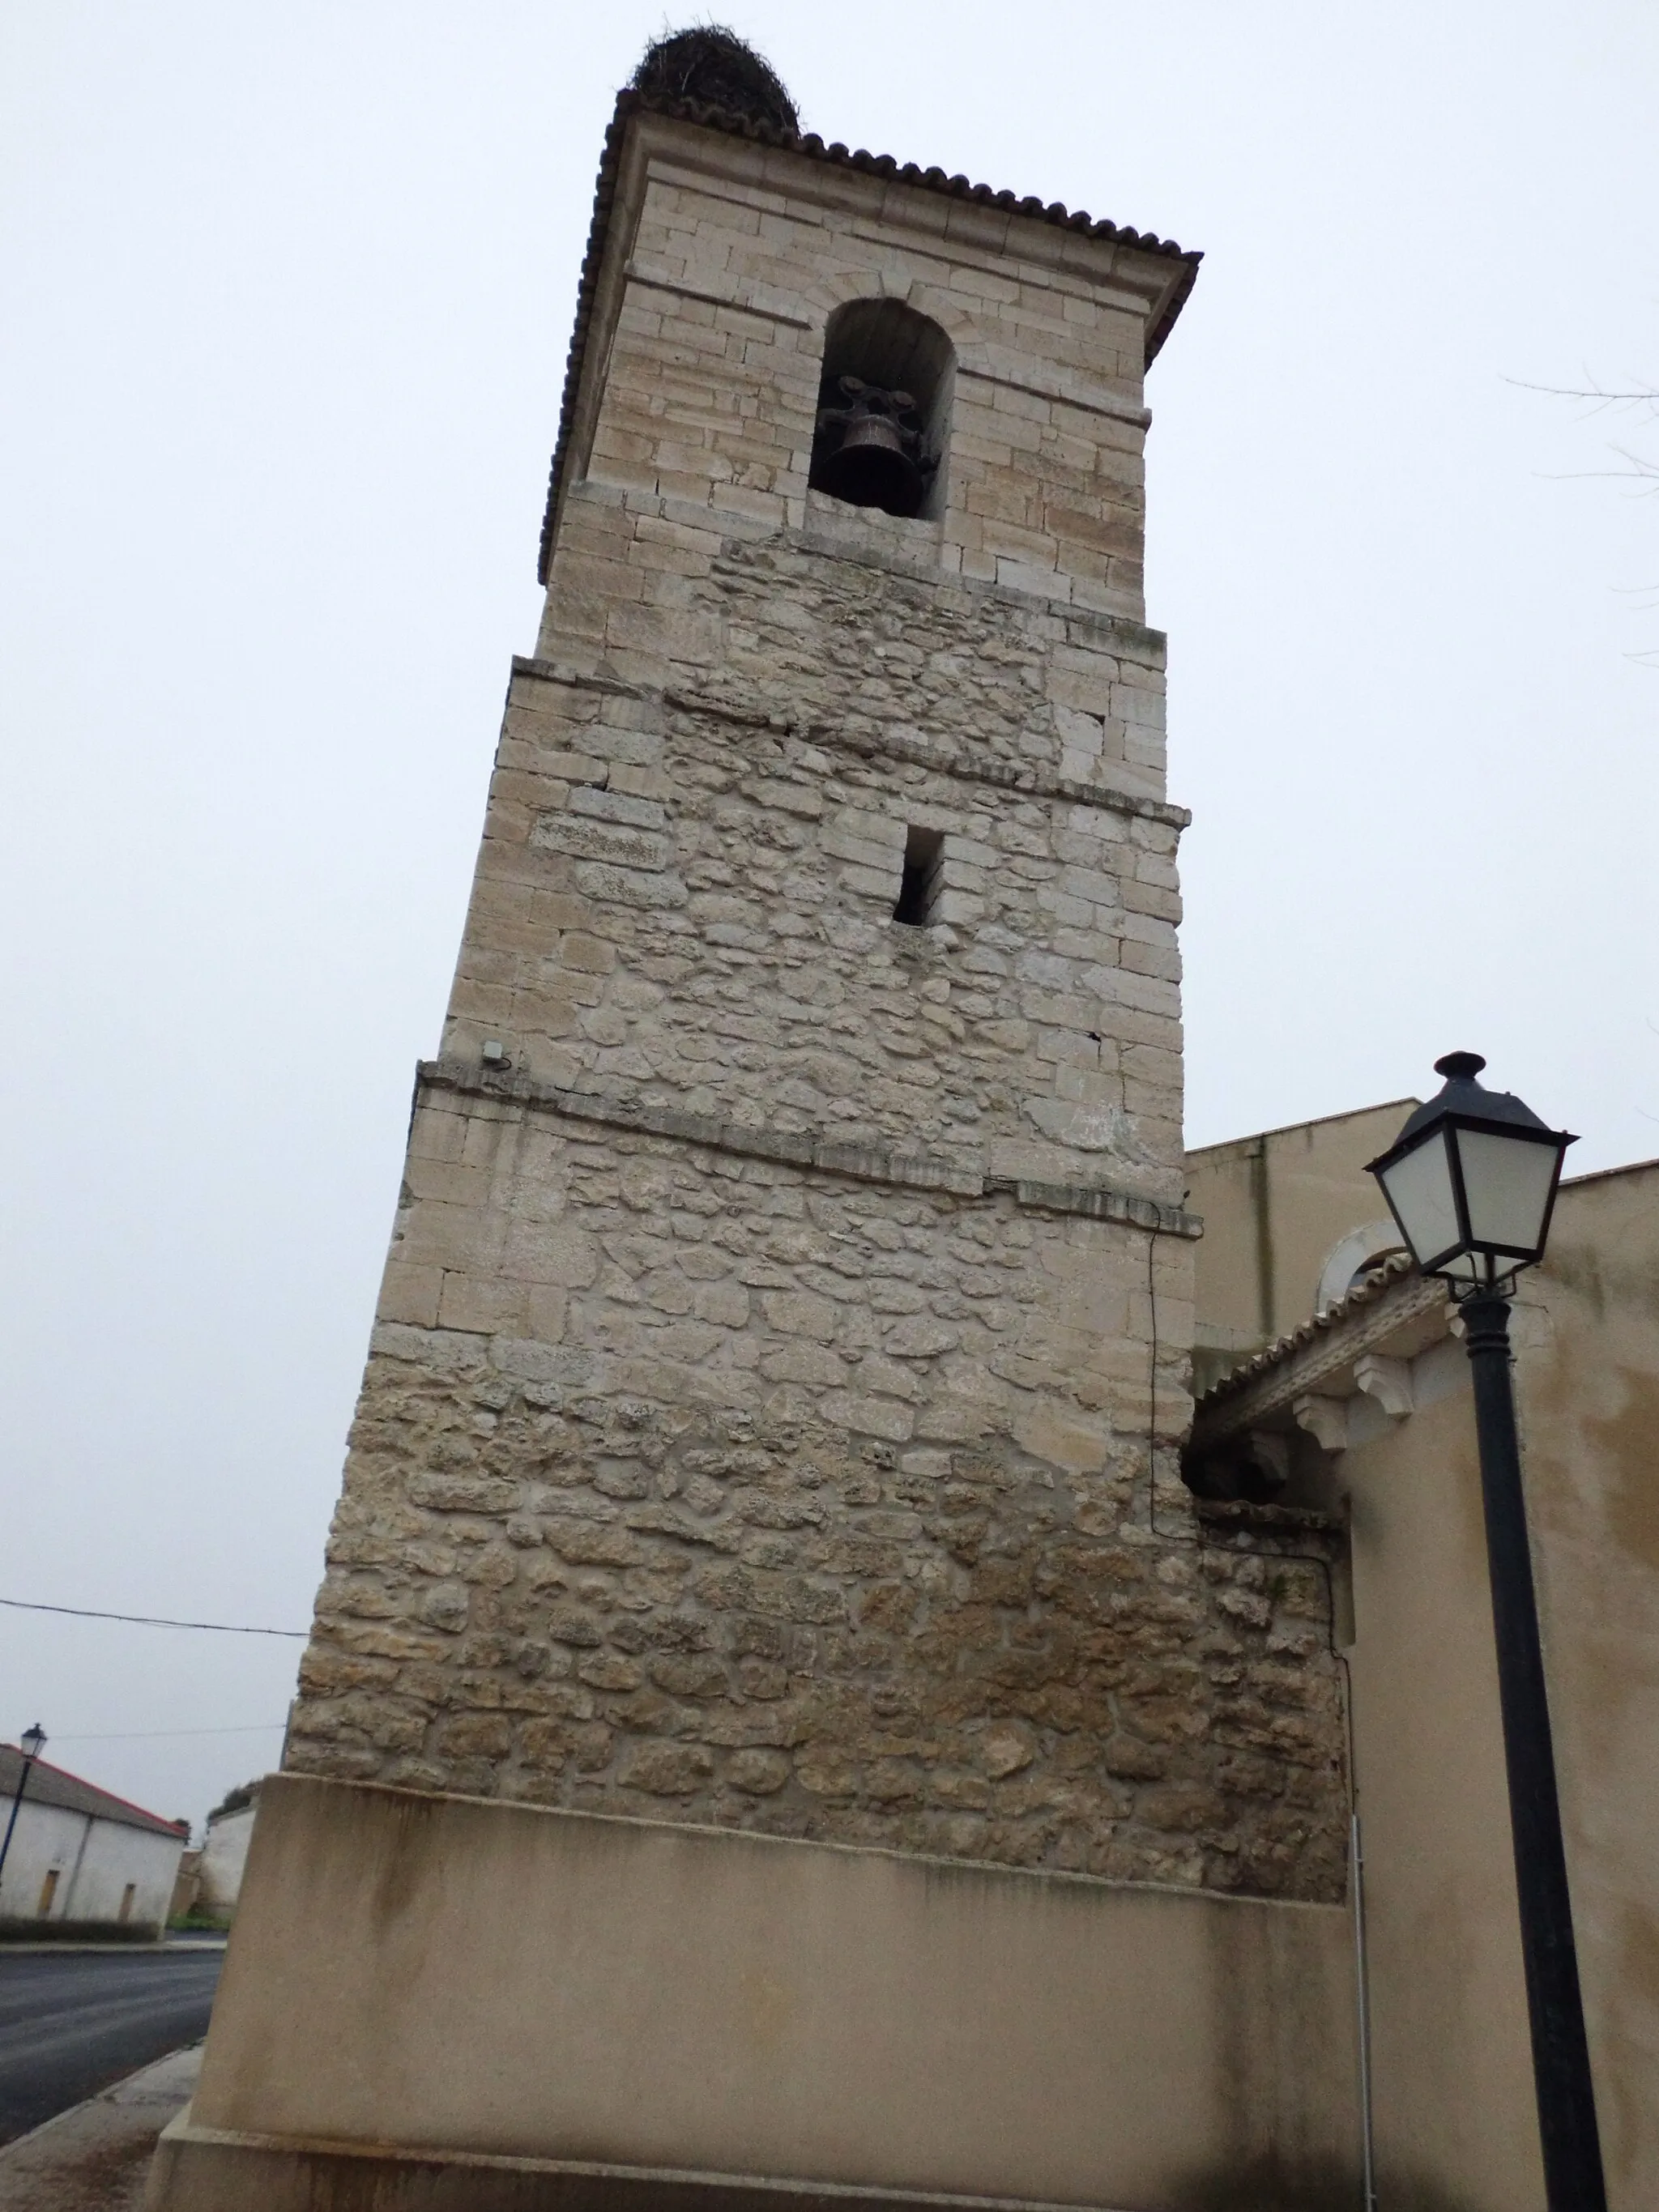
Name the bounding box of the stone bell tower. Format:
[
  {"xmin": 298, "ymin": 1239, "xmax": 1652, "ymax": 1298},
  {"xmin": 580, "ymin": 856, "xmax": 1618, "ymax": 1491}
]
[{"xmin": 151, "ymin": 36, "xmax": 1362, "ymax": 2212}]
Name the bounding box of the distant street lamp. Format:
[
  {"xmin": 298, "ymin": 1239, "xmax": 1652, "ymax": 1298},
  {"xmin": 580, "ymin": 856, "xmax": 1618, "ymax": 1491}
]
[
  {"xmin": 0, "ymin": 1723, "xmax": 49, "ymax": 1900},
  {"xmin": 1369, "ymin": 1054, "xmax": 1605, "ymax": 2212}
]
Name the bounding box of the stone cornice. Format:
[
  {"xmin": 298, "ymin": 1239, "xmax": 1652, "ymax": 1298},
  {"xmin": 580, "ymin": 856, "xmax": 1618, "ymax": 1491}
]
[
  {"xmin": 1196, "ymin": 1498, "xmax": 1346, "ymax": 1541},
  {"xmin": 616, "ymin": 266, "xmax": 1154, "ymax": 433},
  {"xmin": 952, "ymin": 363, "xmax": 1153, "ymax": 433},
  {"xmin": 621, "ymin": 266, "xmax": 814, "ymax": 330},
  {"xmin": 509, "ymin": 657, "xmax": 1190, "ymax": 831},
  {"xmin": 416, "ymin": 1061, "xmax": 1201, "ymax": 1238},
  {"xmin": 1191, "ymin": 1272, "xmax": 1450, "ymax": 1447},
  {"xmin": 549, "ymin": 487, "xmax": 1172, "ymax": 663}
]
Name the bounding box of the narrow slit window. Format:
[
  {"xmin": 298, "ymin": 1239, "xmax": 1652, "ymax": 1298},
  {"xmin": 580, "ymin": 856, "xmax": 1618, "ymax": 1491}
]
[{"xmin": 893, "ymin": 827, "xmax": 945, "ymax": 927}]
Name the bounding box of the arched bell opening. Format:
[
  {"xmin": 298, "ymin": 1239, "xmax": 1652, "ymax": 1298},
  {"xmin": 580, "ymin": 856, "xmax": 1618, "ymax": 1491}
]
[{"xmin": 808, "ymin": 299, "xmax": 953, "ymax": 521}]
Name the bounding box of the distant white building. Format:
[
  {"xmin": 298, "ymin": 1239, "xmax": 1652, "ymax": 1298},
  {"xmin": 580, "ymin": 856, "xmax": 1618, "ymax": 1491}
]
[
  {"xmin": 194, "ymin": 1778, "xmax": 261, "ymax": 1925},
  {"xmin": 0, "ymin": 1743, "xmax": 188, "ymax": 1937}
]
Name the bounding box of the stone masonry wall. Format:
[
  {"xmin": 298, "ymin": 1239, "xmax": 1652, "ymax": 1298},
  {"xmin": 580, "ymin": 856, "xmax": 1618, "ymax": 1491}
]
[
  {"xmin": 431, "ymin": 554, "xmax": 1183, "ymax": 1251},
  {"xmin": 556, "ymin": 116, "xmax": 1167, "ymax": 620},
  {"xmin": 288, "ymin": 1089, "xmax": 1348, "ymax": 1901},
  {"xmin": 283, "ymin": 110, "xmax": 1350, "ymax": 1905}
]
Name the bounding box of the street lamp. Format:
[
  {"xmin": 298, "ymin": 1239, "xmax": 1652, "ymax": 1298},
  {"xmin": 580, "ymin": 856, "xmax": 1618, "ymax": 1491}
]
[
  {"xmin": 0, "ymin": 1724, "xmax": 49, "ymax": 1901},
  {"xmin": 1368, "ymin": 1054, "xmax": 1605, "ymax": 2212}
]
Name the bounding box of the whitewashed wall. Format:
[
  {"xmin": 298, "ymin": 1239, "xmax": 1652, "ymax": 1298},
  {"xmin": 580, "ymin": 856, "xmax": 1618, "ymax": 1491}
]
[
  {"xmin": 0, "ymin": 1801, "xmax": 184, "ymax": 1930},
  {"xmin": 197, "ymin": 1803, "xmax": 257, "ymax": 1923}
]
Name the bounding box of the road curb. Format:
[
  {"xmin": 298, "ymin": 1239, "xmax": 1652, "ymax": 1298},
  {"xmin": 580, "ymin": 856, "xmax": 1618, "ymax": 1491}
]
[
  {"xmin": 0, "ymin": 1940, "xmax": 226, "ymax": 1955},
  {"xmin": 0, "ymin": 2039, "xmax": 203, "ymax": 2160}
]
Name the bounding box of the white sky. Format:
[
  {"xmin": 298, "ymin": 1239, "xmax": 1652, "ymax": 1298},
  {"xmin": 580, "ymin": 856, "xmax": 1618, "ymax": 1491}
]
[{"xmin": 2, "ymin": 0, "xmax": 1655, "ymax": 1835}]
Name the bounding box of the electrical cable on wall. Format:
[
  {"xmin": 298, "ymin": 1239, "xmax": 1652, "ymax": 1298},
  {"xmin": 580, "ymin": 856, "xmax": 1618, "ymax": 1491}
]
[
  {"xmin": 45, "ymin": 1724, "xmax": 288, "ymax": 1743},
  {"xmin": 1142, "ymin": 1223, "xmax": 1379, "ymax": 2212}
]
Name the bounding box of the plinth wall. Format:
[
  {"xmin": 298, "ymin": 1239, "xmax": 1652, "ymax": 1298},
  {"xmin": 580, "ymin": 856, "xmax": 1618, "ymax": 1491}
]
[{"xmin": 147, "ymin": 1773, "xmax": 1363, "ymax": 2212}]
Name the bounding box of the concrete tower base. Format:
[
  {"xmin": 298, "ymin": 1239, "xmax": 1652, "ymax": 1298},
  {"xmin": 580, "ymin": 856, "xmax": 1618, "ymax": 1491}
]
[{"xmin": 146, "ymin": 1774, "xmax": 1361, "ymax": 2212}]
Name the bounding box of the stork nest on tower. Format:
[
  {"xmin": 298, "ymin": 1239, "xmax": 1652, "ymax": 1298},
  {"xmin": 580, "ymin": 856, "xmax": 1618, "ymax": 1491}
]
[{"xmin": 629, "ymin": 26, "xmax": 800, "ymax": 134}]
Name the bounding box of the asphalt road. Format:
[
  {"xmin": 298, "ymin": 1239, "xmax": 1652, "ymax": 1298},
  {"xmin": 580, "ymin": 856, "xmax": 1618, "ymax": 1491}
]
[{"xmin": 0, "ymin": 1950, "xmax": 223, "ymax": 2143}]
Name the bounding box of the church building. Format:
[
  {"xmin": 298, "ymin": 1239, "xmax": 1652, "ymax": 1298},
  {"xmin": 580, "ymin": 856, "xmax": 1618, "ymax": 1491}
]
[{"xmin": 145, "ymin": 33, "xmax": 1659, "ymax": 2212}]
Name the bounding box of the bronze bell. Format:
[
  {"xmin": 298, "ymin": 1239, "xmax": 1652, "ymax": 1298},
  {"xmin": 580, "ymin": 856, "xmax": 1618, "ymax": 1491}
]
[{"xmin": 813, "ymin": 381, "xmax": 928, "ymax": 516}]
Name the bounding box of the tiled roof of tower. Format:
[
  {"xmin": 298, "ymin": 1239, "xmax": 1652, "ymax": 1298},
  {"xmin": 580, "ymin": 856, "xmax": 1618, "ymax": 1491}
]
[
  {"xmin": 537, "ymin": 89, "xmax": 1203, "ymax": 582},
  {"xmin": 0, "ymin": 1744, "xmax": 189, "ymax": 1839}
]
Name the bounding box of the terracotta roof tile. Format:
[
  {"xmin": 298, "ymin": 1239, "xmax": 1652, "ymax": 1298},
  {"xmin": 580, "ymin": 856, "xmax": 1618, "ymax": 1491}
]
[
  {"xmin": 0, "ymin": 1745, "xmax": 188, "ymax": 1840},
  {"xmin": 1195, "ymin": 1251, "xmax": 1425, "ymax": 1411}
]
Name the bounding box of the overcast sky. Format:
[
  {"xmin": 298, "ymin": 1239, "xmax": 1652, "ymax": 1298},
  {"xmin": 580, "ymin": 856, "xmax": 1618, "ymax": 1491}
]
[{"xmin": 2, "ymin": 0, "xmax": 1655, "ymax": 1835}]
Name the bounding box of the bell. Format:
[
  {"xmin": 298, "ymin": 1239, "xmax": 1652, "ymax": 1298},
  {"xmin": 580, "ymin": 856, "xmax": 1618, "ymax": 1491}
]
[{"xmin": 817, "ymin": 411, "xmax": 926, "ymax": 515}]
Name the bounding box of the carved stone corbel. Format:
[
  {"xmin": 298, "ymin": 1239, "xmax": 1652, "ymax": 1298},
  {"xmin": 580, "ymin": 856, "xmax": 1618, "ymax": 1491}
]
[
  {"xmin": 1292, "ymin": 1394, "xmax": 1350, "ymax": 1452},
  {"xmin": 1354, "ymin": 1353, "xmax": 1414, "ymax": 1420}
]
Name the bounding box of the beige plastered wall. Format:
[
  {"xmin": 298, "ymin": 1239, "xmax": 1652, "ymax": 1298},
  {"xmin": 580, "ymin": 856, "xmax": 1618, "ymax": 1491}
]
[
  {"xmin": 1301, "ymin": 1161, "xmax": 1659, "ymax": 2210},
  {"xmin": 1185, "ymin": 1102, "xmax": 1413, "ymax": 1394},
  {"xmin": 152, "ymin": 1770, "xmax": 1362, "ymax": 2212},
  {"xmin": 1342, "ymin": 1358, "xmax": 1542, "ymax": 2210},
  {"xmin": 1517, "ymin": 1162, "xmax": 1659, "ymax": 2204}
]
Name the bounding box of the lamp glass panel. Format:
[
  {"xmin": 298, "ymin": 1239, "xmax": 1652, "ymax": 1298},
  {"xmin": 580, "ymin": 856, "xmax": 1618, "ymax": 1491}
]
[
  {"xmin": 1452, "ymin": 1126, "xmax": 1559, "ymax": 1256},
  {"xmin": 1379, "ymin": 1127, "xmax": 1461, "ymax": 1268}
]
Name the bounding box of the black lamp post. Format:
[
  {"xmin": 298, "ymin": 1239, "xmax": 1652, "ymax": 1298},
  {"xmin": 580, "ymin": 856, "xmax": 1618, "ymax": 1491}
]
[
  {"xmin": 0, "ymin": 1723, "xmax": 49, "ymax": 1901},
  {"xmin": 1368, "ymin": 1054, "xmax": 1605, "ymax": 2212}
]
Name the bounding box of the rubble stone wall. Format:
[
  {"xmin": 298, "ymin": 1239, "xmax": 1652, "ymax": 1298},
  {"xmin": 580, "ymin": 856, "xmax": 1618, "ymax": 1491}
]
[
  {"xmin": 435, "ymin": 575, "xmax": 1183, "ymax": 1234},
  {"xmin": 287, "ymin": 1089, "xmax": 1347, "ymax": 1900}
]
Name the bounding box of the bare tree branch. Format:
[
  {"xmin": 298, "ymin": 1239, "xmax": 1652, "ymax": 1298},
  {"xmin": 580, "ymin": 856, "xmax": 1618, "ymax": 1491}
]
[
  {"xmin": 1505, "ymin": 373, "xmax": 1659, "ymax": 412},
  {"xmin": 1512, "ymin": 367, "xmax": 1659, "ymax": 652}
]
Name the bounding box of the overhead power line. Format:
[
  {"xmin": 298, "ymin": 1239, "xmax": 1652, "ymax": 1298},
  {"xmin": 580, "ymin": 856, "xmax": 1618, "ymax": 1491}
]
[
  {"xmin": 46, "ymin": 1723, "xmax": 288, "ymax": 1742},
  {"xmin": 0, "ymin": 1596, "xmax": 307, "ymax": 1639}
]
